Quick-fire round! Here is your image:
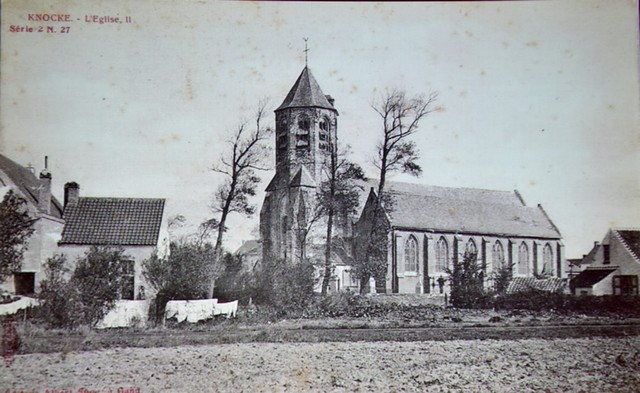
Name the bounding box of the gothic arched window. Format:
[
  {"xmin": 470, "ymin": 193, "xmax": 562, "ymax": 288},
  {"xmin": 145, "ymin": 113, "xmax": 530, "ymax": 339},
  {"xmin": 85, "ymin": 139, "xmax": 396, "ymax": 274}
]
[
  {"xmin": 404, "ymin": 236, "xmax": 418, "ymax": 273},
  {"xmin": 517, "ymin": 242, "xmax": 529, "ymax": 275},
  {"xmin": 542, "ymin": 243, "xmax": 553, "ymax": 275},
  {"xmin": 435, "ymin": 237, "xmax": 449, "ymax": 273},
  {"xmin": 492, "ymin": 241, "xmax": 505, "ymax": 270},
  {"xmin": 465, "ymin": 239, "xmax": 477, "ymax": 260}
]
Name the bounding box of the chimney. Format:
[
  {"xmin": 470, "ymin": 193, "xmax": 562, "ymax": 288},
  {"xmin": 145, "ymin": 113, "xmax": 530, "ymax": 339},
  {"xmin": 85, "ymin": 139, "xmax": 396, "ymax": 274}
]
[
  {"xmin": 38, "ymin": 156, "xmax": 52, "ymax": 214},
  {"xmin": 64, "ymin": 182, "xmax": 80, "ymax": 209}
]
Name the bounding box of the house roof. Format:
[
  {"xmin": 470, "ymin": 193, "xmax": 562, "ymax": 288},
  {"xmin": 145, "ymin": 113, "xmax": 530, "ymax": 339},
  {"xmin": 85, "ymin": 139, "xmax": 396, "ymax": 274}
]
[
  {"xmin": 0, "ymin": 154, "xmax": 63, "ymax": 219},
  {"xmin": 571, "ymin": 267, "xmax": 618, "ymax": 288},
  {"xmin": 60, "ymin": 197, "xmax": 165, "ymax": 246},
  {"xmin": 615, "ymin": 229, "xmax": 640, "ymax": 261},
  {"xmin": 506, "ymin": 277, "xmax": 567, "ymax": 294},
  {"xmin": 365, "ymin": 180, "xmax": 562, "ymax": 239},
  {"xmin": 276, "ymin": 67, "xmax": 336, "ymax": 112}
]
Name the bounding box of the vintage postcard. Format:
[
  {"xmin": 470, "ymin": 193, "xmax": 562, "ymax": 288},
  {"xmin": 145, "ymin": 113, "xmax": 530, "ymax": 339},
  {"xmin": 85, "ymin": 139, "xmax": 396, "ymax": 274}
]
[{"xmin": 1, "ymin": 0, "xmax": 639, "ymax": 391}]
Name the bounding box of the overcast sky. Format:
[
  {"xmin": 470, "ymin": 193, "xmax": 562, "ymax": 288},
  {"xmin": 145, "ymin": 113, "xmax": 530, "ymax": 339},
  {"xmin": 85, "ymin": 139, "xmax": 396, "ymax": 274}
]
[{"xmin": 2, "ymin": 0, "xmax": 639, "ymax": 258}]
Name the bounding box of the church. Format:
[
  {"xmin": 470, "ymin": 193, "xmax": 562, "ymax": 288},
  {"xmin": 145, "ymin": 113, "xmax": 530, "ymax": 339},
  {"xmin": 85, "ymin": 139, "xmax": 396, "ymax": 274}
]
[{"xmin": 260, "ymin": 66, "xmax": 564, "ymax": 294}]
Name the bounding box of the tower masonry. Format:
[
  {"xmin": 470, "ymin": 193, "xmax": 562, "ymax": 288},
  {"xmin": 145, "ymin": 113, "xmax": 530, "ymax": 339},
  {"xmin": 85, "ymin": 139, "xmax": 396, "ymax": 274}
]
[{"xmin": 260, "ymin": 66, "xmax": 338, "ymax": 264}]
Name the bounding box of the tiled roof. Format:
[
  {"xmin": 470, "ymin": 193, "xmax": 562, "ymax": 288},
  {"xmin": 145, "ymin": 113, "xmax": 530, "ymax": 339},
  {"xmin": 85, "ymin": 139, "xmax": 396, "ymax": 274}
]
[
  {"xmin": 506, "ymin": 277, "xmax": 567, "ymax": 294},
  {"xmin": 0, "ymin": 154, "xmax": 64, "ymax": 219},
  {"xmin": 276, "ymin": 67, "xmax": 336, "ymax": 112},
  {"xmin": 615, "ymin": 229, "xmax": 640, "ymax": 261},
  {"xmin": 60, "ymin": 197, "xmax": 165, "ymax": 246},
  {"xmin": 571, "ymin": 267, "xmax": 618, "ymax": 288},
  {"xmin": 368, "ymin": 180, "xmax": 561, "ymax": 239}
]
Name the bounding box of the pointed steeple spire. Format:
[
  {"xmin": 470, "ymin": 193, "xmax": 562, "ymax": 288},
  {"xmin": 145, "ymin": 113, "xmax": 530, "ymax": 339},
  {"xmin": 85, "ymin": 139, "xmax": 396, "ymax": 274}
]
[{"xmin": 276, "ymin": 67, "xmax": 336, "ymax": 112}]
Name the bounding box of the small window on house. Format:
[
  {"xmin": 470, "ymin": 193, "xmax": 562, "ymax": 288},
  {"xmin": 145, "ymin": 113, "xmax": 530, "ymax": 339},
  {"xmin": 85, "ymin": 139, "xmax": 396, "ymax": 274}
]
[
  {"xmin": 404, "ymin": 236, "xmax": 418, "ymax": 273},
  {"xmin": 517, "ymin": 242, "xmax": 529, "ymax": 275},
  {"xmin": 613, "ymin": 275, "xmax": 639, "ymax": 296},
  {"xmin": 603, "ymin": 245, "xmax": 610, "ymax": 265},
  {"xmin": 435, "ymin": 237, "xmax": 449, "ymax": 273},
  {"xmin": 542, "ymin": 244, "xmax": 553, "ymax": 274},
  {"xmin": 492, "ymin": 241, "xmax": 505, "ymax": 270},
  {"xmin": 319, "ymin": 118, "xmax": 329, "ymax": 131},
  {"xmin": 121, "ymin": 260, "xmax": 135, "ymax": 300},
  {"xmin": 14, "ymin": 272, "xmax": 35, "ymax": 296}
]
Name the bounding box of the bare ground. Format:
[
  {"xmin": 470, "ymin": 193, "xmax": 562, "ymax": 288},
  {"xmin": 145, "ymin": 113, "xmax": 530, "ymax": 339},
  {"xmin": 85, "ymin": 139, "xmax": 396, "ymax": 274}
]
[{"xmin": 3, "ymin": 336, "xmax": 640, "ymax": 392}]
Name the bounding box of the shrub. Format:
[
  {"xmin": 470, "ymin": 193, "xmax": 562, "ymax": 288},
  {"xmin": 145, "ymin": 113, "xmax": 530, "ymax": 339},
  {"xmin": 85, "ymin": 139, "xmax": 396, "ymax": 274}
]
[
  {"xmin": 492, "ymin": 291, "xmax": 640, "ymax": 317},
  {"xmin": 37, "ymin": 254, "xmax": 77, "ymax": 329},
  {"xmin": 447, "ymin": 251, "xmax": 491, "ymax": 309},
  {"xmin": 142, "ymin": 241, "xmax": 214, "ymax": 322},
  {"xmin": 38, "ymin": 247, "xmax": 132, "ymax": 328},
  {"xmin": 70, "ymin": 247, "xmax": 131, "ymax": 326},
  {"xmin": 251, "ymin": 258, "xmax": 317, "ymax": 318}
]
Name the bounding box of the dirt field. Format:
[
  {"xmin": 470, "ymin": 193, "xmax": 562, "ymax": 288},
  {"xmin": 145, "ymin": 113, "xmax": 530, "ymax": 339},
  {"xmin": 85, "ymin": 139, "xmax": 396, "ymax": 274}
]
[{"xmin": 3, "ymin": 336, "xmax": 640, "ymax": 392}]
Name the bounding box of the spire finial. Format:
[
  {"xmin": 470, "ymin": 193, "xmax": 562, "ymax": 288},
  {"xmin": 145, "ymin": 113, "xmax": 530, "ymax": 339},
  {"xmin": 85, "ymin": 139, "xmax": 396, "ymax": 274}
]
[{"xmin": 303, "ymin": 37, "xmax": 309, "ymax": 67}]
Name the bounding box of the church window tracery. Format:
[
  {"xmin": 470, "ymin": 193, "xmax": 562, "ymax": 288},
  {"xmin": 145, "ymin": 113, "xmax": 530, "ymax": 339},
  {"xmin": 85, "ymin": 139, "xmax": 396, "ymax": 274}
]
[
  {"xmin": 517, "ymin": 242, "xmax": 529, "ymax": 275},
  {"xmin": 465, "ymin": 238, "xmax": 477, "ymax": 259},
  {"xmin": 404, "ymin": 236, "xmax": 418, "ymax": 273},
  {"xmin": 492, "ymin": 241, "xmax": 505, "ymax": 270},
  {"xmin": 436, "ymin": 237, "xmax": 449, "ymax": 273},
  {"xmin": 542, "ymin": 243, "xmax": 553, "ymax": 275}
]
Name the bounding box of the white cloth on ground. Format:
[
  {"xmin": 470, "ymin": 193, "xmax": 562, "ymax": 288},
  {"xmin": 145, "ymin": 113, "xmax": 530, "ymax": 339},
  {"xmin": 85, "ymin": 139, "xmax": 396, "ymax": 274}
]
[
  {"xmin": 0, "ymin": 297, "xmax": 39, "ymax": 315},
  {"xmin": 96, "ymin": 300, "xmax": 149, "ymax": 329},
  {"xmin": 213, "ymin": 300, "xmax": 238, "ymax": 318},
  {"xmin": 165, "ymin": 299, "xmax": 218, "ymax": 323}
]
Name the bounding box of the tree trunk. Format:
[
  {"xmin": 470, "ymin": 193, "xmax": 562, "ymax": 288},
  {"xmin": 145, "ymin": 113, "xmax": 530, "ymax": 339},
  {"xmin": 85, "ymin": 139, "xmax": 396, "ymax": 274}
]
[
  {"xmin": 359, "ymin": 274, "xmax": 370, "ymax": 294},
  {"xmin": 321, "ymin": 209, "xmax": 334, "ymax": 295}
]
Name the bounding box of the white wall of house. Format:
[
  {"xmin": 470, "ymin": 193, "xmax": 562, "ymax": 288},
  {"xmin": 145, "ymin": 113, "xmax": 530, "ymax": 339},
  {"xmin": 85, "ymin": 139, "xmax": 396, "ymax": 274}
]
[
  {"xmin": 58, "ymin": 244, "xmax": 157, "ymax": 300},
  {"xmin": 582, "ymin": 230, "xmax": 640, "ymax": 295}
]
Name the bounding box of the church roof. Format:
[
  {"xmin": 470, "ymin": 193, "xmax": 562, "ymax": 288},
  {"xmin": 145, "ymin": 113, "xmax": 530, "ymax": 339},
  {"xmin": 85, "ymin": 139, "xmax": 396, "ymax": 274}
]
[
  {"xmin": 276, "ymin": 67, "xmax": 336, "ymax": 112},
  {"xmin": 363, "ymin": 180, "xmax": 562, "ymax": 239},
  {"xmin": 0, "ymin": 154, "xmax": 64, "ymax": 219},
  {"xmin": 289, "ymin": 166, "xmax": 316, "ymax": 188},
  {"xmin": 60, "ymin": 197, "xmax": 165, "ymax": 246}
]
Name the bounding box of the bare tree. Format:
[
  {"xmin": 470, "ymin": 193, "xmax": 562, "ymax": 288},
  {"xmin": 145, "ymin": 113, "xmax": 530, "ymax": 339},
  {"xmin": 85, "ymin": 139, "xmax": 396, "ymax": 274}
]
[
  {"xmin": 354, "ymin": 89, "xmax": 437, "ymax": 293},
  {"xmin": 372, "ymin": 89, "xmax": 437, "ymax": 196},
  {"xmin": 316, "ymin": 143, "xmax": 365, "ymax": 295},
  {"xmin": 208, "ymin": 100, "xmax": 272, "ymax": 297}
]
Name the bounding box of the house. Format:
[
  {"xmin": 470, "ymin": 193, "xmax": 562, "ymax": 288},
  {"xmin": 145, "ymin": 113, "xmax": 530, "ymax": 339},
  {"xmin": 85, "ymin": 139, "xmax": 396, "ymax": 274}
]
[
  {"xmin": 58, "ymin": 182, "xmax": 168, "ymax": 300},
  {"xmin": 571, "ymin": 229, "xmax": 640, "ymax": 296},
  {"xmin": 355, "ymin": 183, "xmax": 564, "ymax": 294},
  {"xmin": 259, "ymin": 66, "xmax": 566, "ymax": 295},
  {"xmin": 0, "ymin": 155, "xmax": 64, "ymax": 295}
]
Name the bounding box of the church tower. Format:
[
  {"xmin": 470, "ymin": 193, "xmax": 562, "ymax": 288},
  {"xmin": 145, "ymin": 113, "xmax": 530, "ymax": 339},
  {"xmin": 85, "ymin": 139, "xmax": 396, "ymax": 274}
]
[{"xmin": 260, "ymin": 66, "xmax": 338, "ymax": 264}]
